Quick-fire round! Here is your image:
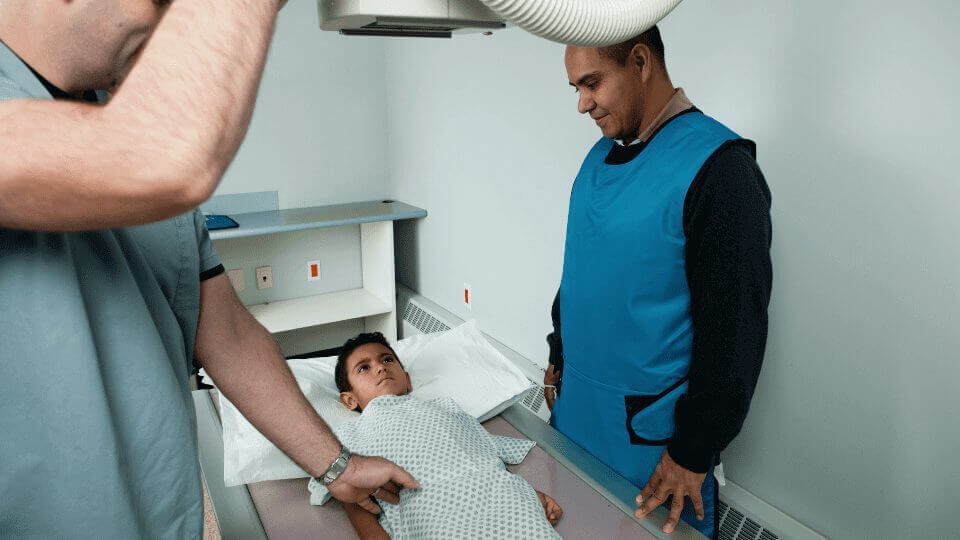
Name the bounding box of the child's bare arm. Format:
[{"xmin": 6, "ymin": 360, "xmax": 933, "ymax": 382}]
[{"xmin": 343, "ymin": 502, "xmax": 390, "ymax": 540}]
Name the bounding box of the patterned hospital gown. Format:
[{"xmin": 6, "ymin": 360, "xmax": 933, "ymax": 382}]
[{"xmin": 309, "ymin": 395, "xmax": 561, "ymax": 539}]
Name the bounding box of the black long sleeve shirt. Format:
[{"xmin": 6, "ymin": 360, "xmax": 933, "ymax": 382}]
[{"xmin": 547, "ymin": 136, "xmax": 773, "ymax": 474}]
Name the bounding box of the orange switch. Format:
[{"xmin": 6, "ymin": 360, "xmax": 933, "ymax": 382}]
[{"xmin": 307, "ymin": 260, "xmax": 321, "ymax": 282}]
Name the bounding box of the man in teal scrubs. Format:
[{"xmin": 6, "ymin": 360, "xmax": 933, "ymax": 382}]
[{"xmin": 0, "ymin": 2, "xmax": 416, "ymax": 537}]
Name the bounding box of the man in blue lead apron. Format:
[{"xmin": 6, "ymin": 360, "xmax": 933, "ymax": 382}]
[{"xmin": 543, "ymin": 26, "xmax": 773, "ymax": 538}]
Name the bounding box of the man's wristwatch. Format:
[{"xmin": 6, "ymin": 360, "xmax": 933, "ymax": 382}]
[{"xmin": 318, "ymin": 446, "xmax": 351, "ymax": 486}]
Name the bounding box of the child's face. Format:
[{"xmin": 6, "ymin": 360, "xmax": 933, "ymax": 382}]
[{"xmin": 339, "ymin": 343, "xmax": 412, "ymax": 411}]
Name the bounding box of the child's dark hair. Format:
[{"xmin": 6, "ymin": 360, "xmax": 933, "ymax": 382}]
[{"xmin": 334, "ymin": 332, "xmax": 401, "ymax": 392}]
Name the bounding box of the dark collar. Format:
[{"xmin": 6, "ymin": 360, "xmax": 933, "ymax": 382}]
[
  {"xmin": 25, "ymin": 64, "xmax": 99, "ymax": 102},
  {"xmin": 25, "ymin": 64, "xmax": 68, "ymax": 99},
  {"xmin": 604, "ymin": 107, "xmax": 701, "ymax": 165}
]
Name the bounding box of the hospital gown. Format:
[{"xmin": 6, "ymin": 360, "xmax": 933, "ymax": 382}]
[{"xmin": 309, "ymin": 395, "xmax": 561, "ymax": 539}]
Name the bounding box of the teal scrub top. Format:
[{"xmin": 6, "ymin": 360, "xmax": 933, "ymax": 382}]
[{"xmin": 0, "ymin": 42, "xmax": 221, "ymax": 538}]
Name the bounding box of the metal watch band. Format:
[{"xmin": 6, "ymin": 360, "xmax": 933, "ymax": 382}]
[{"xmin": 319, "ymin": 446, "xmax": 351, "ymax": 486}]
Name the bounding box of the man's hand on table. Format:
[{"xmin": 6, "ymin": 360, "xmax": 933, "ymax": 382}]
[
  {"xmin": 634, "ymin": 450, "xmax": 706, "ymax": 535},
  {"xmin": 327, "ymin": 454, "xmax": 419, "ymax": 514},
  {"xmin": 544, "ymin": 364, "xmax": 561, "ymax": 411}
]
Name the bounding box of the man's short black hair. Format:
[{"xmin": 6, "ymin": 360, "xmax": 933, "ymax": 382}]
[
  {"xmin": 334, "ymin": 332, "xmax": 401, "ymax": 392},
  {"xmin": 599, "ymin": 25, "xmax": 665, "ymax": 66}
]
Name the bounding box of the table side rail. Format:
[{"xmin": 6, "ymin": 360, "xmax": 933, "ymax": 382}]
[
  {"xmin": 193, "ymin": 390, "xmax": 268, "ymax": 540},
  {"xmin": 501, "ymin": 403, "xmax": 706, "ymax": 540}
]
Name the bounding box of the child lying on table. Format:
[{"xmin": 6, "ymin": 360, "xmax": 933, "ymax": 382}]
[{"xmin": 308, "ymin": 332, "xmax": 563, "ymax": 539}]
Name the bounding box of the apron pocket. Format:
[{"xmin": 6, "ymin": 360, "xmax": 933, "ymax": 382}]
[{"xmin": 624, "ymin": 376, "xmax": 688, "ymax": 446}]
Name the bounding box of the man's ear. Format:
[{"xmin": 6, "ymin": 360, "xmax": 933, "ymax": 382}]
[
  {"xmin": 629, "ymin": 43, "xmax": 654, "ymax": 83},
  {"xmin": 340, "ymin": 391, "xmax": 359, "ymax": 410}
]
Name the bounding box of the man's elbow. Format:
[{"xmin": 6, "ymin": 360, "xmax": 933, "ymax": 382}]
[
  {"xmin": 101, "ymin": 106, "xmax": 226, "ymax": 213},
  {"xmin": 148, "ymin": 158, "xmax": 220, "ymax": 214},
  {"xmin": 176, "ymin": 166, "xmax": 219, "ymax": 209}
]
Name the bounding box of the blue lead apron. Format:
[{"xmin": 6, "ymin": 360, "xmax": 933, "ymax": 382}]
[{"xmin": 551, "ymin": 111, "xmax": 747, "ymax": 538}]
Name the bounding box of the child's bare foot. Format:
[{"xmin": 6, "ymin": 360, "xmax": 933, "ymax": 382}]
[{"xmin": 536, "ymin": 490, "xmax": 563, "ymax": 526}]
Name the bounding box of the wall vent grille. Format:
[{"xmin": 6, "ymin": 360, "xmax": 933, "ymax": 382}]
[
  {"xmin": 718, "ymin": 501, "xmax": 779, "ymax": 540},
  {"xmin": 521, "ymin": 384, "xmax": 546, "ymax": 412},
  {"xmin": 403, "ymin": 302, "xmax": 451, "ymax": 334}
]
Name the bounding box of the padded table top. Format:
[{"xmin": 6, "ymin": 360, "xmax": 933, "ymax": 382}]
[
  {"xmin": 208, "ymin": 391, "xmax": 657, "ymax": 539},
  {"xmin": 237, "ymin": 416, "xmax": 656, "ymax": 539}
]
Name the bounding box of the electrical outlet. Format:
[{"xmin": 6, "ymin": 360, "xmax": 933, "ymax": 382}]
[
  {"xmin": 226, "ymin": 269, "xmax": 245, "ymax": 292},
  {"xmin": 255, "ymin": 266, "xmax": 273, "ymax": 289},
  {"xmin": 307, "ymin": 260, "xmax": 321, "ymax": 282},
  {"xmin": 463, "ymin": 283, "xmax": 472, "ymax": 310}
]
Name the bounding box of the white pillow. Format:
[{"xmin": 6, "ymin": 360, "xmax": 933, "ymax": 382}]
[
  {"xmin": 403, "ymin": 321, "xmax": 533, "ymax": 422},
  {"xmin": 203, "ymin": 320, "xmax": 533, "ymax": 486}
]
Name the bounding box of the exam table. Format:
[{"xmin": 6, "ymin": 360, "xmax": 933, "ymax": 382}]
[{"xmin": 194, "ymin": 389, "xmax": 704, "ymax": 539}]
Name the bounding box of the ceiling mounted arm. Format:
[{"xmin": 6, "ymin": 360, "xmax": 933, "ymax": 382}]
[{"xmin": 478, "ymin": 0, "xmax": 683, "ymax": 46}]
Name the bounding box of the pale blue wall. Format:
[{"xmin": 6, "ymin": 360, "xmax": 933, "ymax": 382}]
[{"xmin": 215, "ymin": 0, "xmax": 390, "ymax": 208}]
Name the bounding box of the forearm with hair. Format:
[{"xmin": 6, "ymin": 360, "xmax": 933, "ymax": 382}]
[
  {"xmin": 0, "ymin": 0, "xmax": 281, "ymax": 231},
  {"xmin": 196, "ymin": 275, "xmax": 343, "ymax": 474},
  {"xmin": 111, "ymin": 0, "xmax": 281, "ymax": 179}
]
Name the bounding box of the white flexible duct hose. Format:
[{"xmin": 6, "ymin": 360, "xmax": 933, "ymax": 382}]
[{"xmin": 476, "ymin": 0, "xmax": 683, "ymax": 47}]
